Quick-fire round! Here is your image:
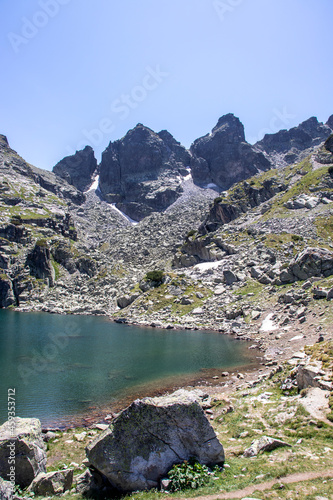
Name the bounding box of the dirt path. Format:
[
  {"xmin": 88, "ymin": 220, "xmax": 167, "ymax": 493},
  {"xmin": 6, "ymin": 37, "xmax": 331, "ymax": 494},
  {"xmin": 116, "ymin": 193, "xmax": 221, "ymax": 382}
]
[{"xmin": 171, "ymin": 469, "xmax": 333, "ymax": 500}]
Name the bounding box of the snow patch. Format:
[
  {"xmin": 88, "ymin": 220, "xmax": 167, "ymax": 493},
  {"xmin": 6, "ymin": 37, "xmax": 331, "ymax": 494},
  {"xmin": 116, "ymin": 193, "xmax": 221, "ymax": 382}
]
[
  {"xmin": 85, "ymin": 175, "xmax": 100, "ymax": 193},
  {"xmin": 259, "ymin": 313, "xmax": 278, "ymax": 332},
  {"xmin": 194, "ymin": 260, "xmax": 225, "ymax": 272},
  {"xmin": 110, "ymin": 204, "xmax": 138, "ymax": 225},
  {"xmin": 203, "ymin": 183, "xmax": 219, "ymax": 190}
]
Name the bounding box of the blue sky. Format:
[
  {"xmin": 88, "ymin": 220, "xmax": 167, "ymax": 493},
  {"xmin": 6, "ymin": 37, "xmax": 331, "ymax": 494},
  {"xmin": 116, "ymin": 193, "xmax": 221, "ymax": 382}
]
[{"xmin": 1, "ymin": 0, "xmax": 332, "ymax": 171}]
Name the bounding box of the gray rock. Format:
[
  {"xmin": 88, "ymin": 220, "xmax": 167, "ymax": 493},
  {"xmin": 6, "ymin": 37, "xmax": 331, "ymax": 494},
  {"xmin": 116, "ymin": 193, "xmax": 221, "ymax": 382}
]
[
  {"xmin": 285, "ymin": 194, "xmax": 319, "ymax": 210},
  {"xmin": 280, "ymin": 247, "xmax": 333, "ymax": 283},
  {"xmin": 0, "ymin": 417, "xmax": 47, "ymax": 488},
  {"xmin": 86, "ymin": 389, "xmax": 224, "ymax": 492},
  {"xmin": 243, "ymin": 436, "xmax": 291, "ymax": 457},
  {"xmin": 180, "ymin": 296, "xmax": 193, "ymax": 305},
  {"xmin": 296, "ymin": 363, "xmax": 326, "ymax": 391},
  {"xmin": 223, "ymin": 269, "xmax": 238, "ymax": 285},
  {"xmin": 29, "ymin": 469, "xmax": 73, "ymax": 495},
  {"xmin": 117, "ymin": 293, "xmax": 140, "ymax": 309},
  {"xmin": 0, "ymin": 478, "xmax": 13, "ymax": 500},
  {"xmin": 42, "ymin": 431, "xmax": 57, "ymax": 442},
  {"xmin": 313, "ymin": 288, "xmax": 328, "ymax": 299}
]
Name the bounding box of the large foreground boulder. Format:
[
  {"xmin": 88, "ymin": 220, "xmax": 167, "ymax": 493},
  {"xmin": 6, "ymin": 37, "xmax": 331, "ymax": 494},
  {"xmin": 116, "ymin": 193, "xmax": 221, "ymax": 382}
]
[
  {"xmin": 0, "ymin": 417, "xmax": 47, "ymax": 488},
  {"xmin": 86, "ymin": 390, "xmax": 224, "ymax": 492}
]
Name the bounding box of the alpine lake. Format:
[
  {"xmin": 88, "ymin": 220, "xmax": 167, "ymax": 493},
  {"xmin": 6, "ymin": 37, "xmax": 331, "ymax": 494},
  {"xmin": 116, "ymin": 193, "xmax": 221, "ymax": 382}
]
[{"xmin": 0, "ymin": 310, "xmax": 259, "ymax": 428}]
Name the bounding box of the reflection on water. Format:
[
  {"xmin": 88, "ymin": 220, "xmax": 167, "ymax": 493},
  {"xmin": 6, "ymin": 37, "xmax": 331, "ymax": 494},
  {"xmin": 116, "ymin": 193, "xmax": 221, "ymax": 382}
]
[{"xmin": 0, "ymin": 310, "xmax": 256, "ymax": 425}]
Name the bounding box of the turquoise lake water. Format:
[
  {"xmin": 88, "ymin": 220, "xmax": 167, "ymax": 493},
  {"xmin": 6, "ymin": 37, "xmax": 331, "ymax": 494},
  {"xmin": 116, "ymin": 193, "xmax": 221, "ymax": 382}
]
[{"xmin": 0, "ymin": 310, "xmax": 256, "ymax": 426}]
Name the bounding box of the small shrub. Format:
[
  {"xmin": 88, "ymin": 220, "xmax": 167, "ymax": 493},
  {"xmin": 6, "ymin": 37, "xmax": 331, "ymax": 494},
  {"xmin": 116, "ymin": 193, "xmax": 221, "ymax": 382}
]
[
  {"xmin": 167, "ymin": 459, "xmax": 218, "ymax": 491},
  {"xmin": 186, "ymin": 229, "xmax": 196, "ymax": 239},
  {"xmin": 145, "ymin": 270, "xmax": 164, "ymax": 283},
  {"xmin": 328, "ymin": 165, "xmax": 333, "ymax": 176},
  {"xmin": 214, "ymin": 196, "xmax": 223, "ymax": 204},
  {"xmin": 291, "ymin": 234, "xmax": 303, "ymax": 241}
]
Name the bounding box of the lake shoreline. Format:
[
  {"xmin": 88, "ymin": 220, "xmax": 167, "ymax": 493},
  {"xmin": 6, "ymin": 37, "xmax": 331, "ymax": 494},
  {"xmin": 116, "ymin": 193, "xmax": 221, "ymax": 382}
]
[{"xmin": 41, "ymin": 355, "xmax": 263, "ymax": 431}]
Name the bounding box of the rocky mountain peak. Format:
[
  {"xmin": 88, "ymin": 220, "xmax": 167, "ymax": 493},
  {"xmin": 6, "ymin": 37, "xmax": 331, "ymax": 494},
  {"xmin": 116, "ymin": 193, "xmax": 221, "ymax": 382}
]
[
  {"xmin": 53, "ymin": 146, "xmax": 98, "ymax": 192},
  {"xmin": 326, "ymin": 114, "xmax": 333, "ymax": 130},
  {"xmin": 255, "ymin": 115, "xmax": 333, "ymax": 167},
  {"xmin": 0, "ymin": 135, "xmax": 9, "ymax": 149},
  {"xmin": 98, "ymin": 124, "xmax": 188, "ymax": 221},
  {"xmin": 211, "ymin": 113, "xmax": 245, "ymax": 141},
  {"xmin": 190, "ymin": 114, "xmax": 271, "ymax": 190}
]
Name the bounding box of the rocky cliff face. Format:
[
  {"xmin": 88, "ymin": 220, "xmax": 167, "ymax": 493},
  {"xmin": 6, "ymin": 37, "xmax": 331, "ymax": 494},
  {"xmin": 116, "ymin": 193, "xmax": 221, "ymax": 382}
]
[
  {"xmin": 99, "ymin": 124, "xmax": 190, "ymax": 221},
  {"xmin": 53, "ymin": 146, "xmax": 98, "ymax": 192},
  {"xmin": 254, "ymin": 116, "xmax": 333, "ymax": 167},
  {"xmin": 0, "ymin": 135, "xmax": 85, "ymax": 205},
  {"xmin": 190, "ymin": 114, "xmax": 271, "ymax": 189}
]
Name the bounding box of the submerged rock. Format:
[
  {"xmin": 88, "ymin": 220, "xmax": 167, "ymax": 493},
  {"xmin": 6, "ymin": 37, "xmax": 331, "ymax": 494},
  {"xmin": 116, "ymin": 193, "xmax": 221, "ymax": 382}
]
[{"xmin": 86, "ymin": 389, "xmax": 224, "ymax": 492}]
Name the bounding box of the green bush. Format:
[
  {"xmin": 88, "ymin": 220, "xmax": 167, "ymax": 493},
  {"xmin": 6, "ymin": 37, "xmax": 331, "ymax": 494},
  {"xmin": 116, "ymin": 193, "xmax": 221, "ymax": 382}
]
[
  {"xmin": 35, "ymin": 239, "xmax": 48, "ymax": 248},
  {"xmin": 145, "ymin": 270, "xmax": 164, "ymax": 283},
  {"xmin": 214, "ymin": 196, "xmax": 223, "ymax": 204},
  {"xmin": 291, "ymin": 234, "xmax": 303, "ymax": 241},
  {"xmin": 10, "ymin": 215, "xmax": 22, "ymax": 226},
  {"xmin": 328, "ymin": 165, "xmax": 333, "ymax": 176},
  {"xmin": 167, "ymin": 459, "xmax": 218, "ymax": 491}
]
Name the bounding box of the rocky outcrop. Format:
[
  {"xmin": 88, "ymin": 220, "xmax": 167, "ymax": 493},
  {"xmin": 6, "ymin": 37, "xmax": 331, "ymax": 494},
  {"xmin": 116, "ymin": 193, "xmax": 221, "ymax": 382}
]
[
  {"xmin": 99, "ymin": 124, "xmax": 189, "ymax": 221},
  {"xmin": 324, "ymin": 133, "xmax": 333, "ymax": 154},
  {"xmin": 0, "ymin": 274, "xmax": 16, "ymax": 308},
  {"xmin": 29, "ymin": 469, "xmax": 73, "ymax": 495},
  {"xmin": 86, "ymin": 389, "xmax": 224, "ymax": 492},
  {"xmin": 255, "ymin": 116, "xmax": 333, "ymax": 167},
  {"xmin": 26, "ymin": 241, "xmax": 55, "ymax": 286},
  {"xmin": 327, "ymin": 115, "xmax": 333, "ymax": 130},
  {"xmin": 53, "ymin": 146, "xmax": 98, "ymax": 192},
  {"xmin": 280, "ymin": 247, "xmax": 333, "ymax": 284},
  {"xmin": 190, "ymin": 114, "xmax": 271, "ymax": 189},
  {"xmin": 0, "ymin": 137, "xmax": 85, "ymax": 206},
  {"xmin": 0, "ymin": 417, "xmax": 47, "ymax": 488},
  {"xmin": 200, "ymin": 177, "xmax": 286, "ymax": 234}
]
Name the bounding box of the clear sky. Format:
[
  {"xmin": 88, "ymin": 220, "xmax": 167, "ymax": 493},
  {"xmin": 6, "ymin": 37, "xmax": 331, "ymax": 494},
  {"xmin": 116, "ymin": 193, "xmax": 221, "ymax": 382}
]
[{"xmin": 1, "ymin": 0, "xmax": 332, "ymax": 171}]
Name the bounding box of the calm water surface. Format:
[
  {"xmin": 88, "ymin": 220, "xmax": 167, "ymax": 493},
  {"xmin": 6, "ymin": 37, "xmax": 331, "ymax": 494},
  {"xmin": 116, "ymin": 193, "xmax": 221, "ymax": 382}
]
[{"xmin": 0, "ymin": 310, "xmax": 256, "ymax": 425}]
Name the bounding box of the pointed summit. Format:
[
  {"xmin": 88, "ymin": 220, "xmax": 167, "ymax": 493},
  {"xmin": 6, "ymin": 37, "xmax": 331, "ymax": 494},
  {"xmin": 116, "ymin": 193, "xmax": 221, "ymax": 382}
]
[{"xmin": 190, "ymin": 114, "xmax": 270, "ymax": 189}]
